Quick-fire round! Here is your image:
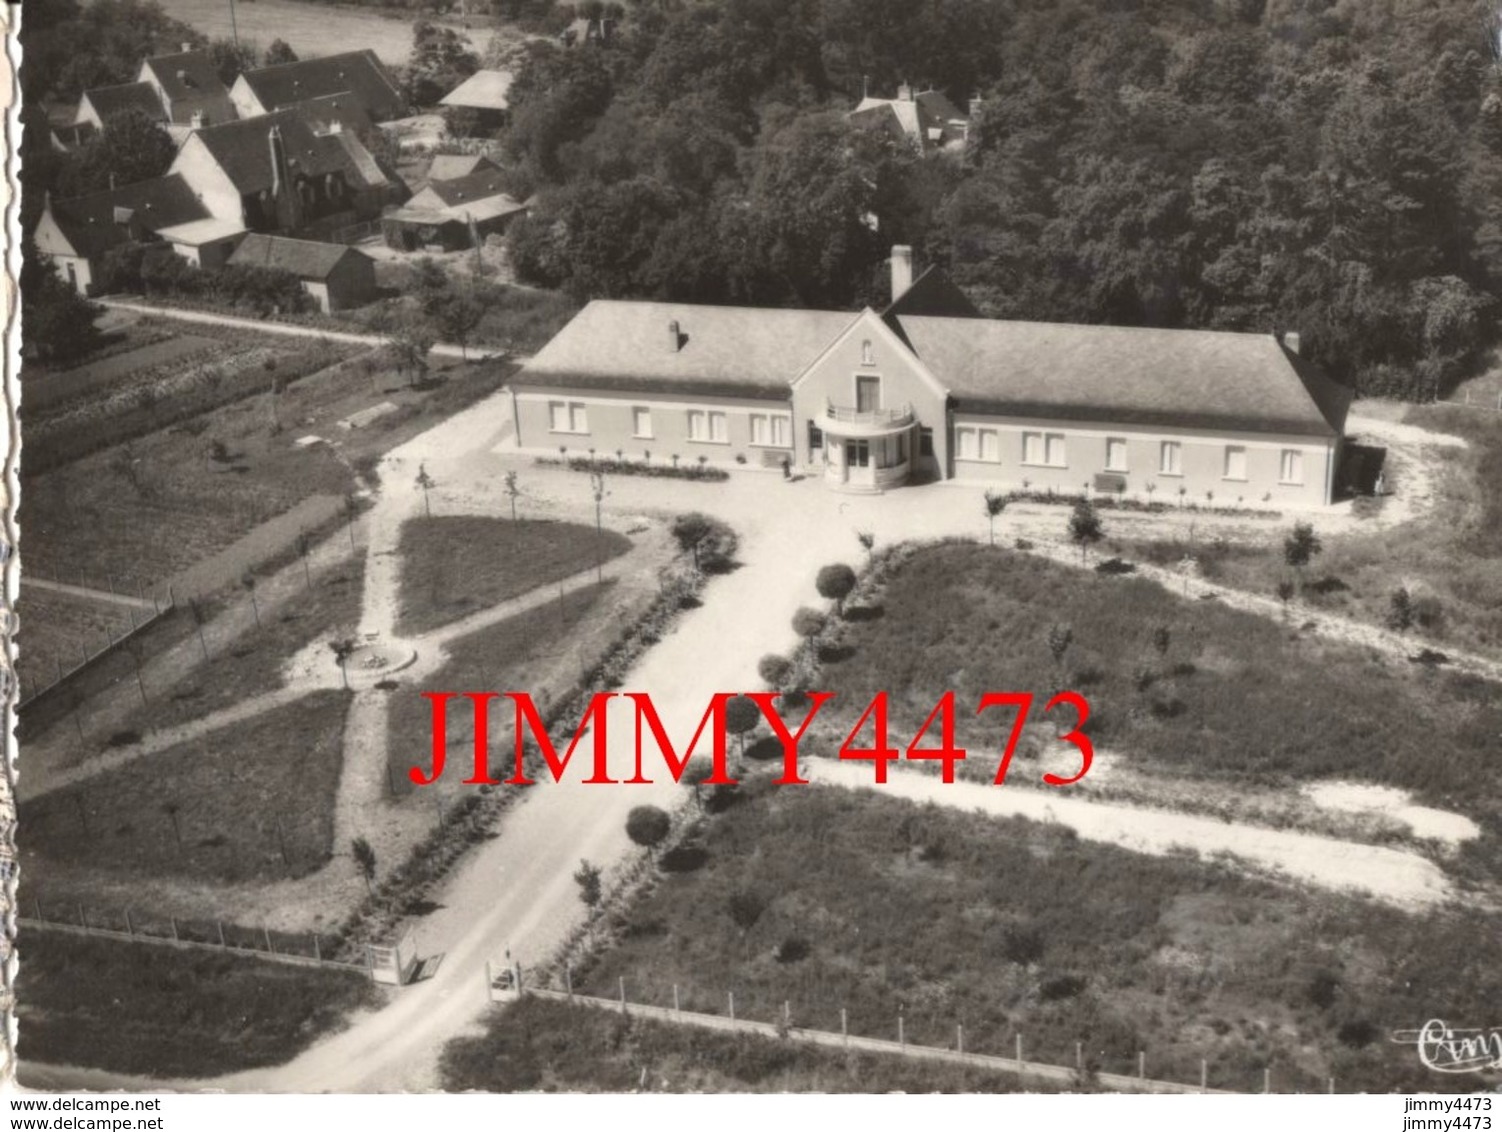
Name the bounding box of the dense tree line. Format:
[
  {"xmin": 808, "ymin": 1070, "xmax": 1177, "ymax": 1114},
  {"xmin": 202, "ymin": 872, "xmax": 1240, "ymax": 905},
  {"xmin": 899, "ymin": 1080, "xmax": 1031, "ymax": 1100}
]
[{"xmin": 499, "ymin": 0, "xmax": 1502, "ymax": 397}]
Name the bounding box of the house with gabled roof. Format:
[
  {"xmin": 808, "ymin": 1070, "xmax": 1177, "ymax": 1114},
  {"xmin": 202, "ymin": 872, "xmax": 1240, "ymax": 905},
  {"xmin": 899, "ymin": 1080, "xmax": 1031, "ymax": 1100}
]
[
  {"xmin": 138, "ymin": 47, "xmax": 237, "ymax": 128},
  {"xmin": 382, "ymin": 164, "xmax": 528, "ymax": 251},
  {"xmin": 33, "ymin": 174, "xmax": 212, "ymax": 295},
  {"xmin": 74, "ymin": 82, "xmax": 169, "ymax": 133},
  {"xmin": 229, "ymin": 50, "xmax": 407, "ymax": 124},
  {"xmin": 508, "ymin": 246, "xmax": 1353, "ymax": 506},
  {"xmin": 849, "ymin": 84, "xmax": 974, "ymax": 154},
  {"xmin": 169, "ymin": 109, "xmax": 402, "ymax": 238},
  {"xmin": 227, "ymin": 233, "xmax": 377, "ymax": 311}
]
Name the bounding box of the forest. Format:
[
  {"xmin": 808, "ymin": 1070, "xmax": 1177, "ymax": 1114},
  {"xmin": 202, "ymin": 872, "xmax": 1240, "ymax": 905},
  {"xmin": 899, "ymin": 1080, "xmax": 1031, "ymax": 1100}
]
[
  {"xmin": 494, "ymin": 0, "xmax": 1502, "ymax": 398},
  {"xmin": 21, "ymin": 0, "xmax": 1502, "ymax": 397}
]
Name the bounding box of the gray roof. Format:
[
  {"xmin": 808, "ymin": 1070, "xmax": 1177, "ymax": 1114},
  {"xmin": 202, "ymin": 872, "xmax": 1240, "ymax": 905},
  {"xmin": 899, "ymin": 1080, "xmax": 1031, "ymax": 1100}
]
[
  {"xmin": 80, "ymin": 82, "xmax": 166, "ymax": 124},
  {"xmin": 427, "ymin": 153, "xmax": 499, "ymax": 181},
  {"xmin": 894, "ymin": 316, "xmax": 1351, "ymax": 437},
  {"xmin": 518, "ymin": 301, "xmax": 854, "ymax": 399},
  {"xmin": 46, "ymin": 174, "xmax": 209, "ymax": 260},
  {"xmin": 143, "ymin": 50, "xmax": 230, "ymax": 104},
  {"xmin": 228, "ymin": 232, "xmax": 366, "ymax": 279},
  {"xmin": 240, "ymin": 50, "xmax": 406, "ymax": 121},
  {"xmin": 439, "ymin": 70, "xmax": 514, "ymax": 111},
  {"xmin": 187, "ymin": 110, "xmax": 391, "ymax": 195}
]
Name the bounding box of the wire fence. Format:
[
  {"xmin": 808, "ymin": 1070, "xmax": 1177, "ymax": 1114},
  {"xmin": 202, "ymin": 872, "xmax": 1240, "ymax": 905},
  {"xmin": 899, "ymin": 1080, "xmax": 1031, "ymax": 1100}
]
[{"xmin": 17, "ymin": 581, "xmax": 177, "ymax": 709}]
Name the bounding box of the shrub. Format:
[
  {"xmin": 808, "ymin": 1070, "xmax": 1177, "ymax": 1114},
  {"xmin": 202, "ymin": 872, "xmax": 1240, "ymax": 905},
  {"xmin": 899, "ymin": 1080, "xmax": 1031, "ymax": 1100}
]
[
  {"xmin": 1095, "ymin": 556, "xmax": 1136, "ymax": 575},
  {"xmin": 792, "ymin": 607, "xmax": 827, "ymax": 641},
  {"xmin": 625, "ymin": 805, "xmax": 671, "ymax": 853},
  {"xmin": 1039, "ymin": 974, "xmax": 1087, "ymax": 1001},
  {"xmin": 757, "ymin": 654, "xmax": 793, "ymax": 688},
  {"xmin": 727, "ymin": 890, "xmax": 766, "ymax": 934},
  {"xmin": 1387, "ymin": 586, "xmax": 1414, "ymax": 632},
  {"xmin": 816, "ymin": 563, "xmax": 858, "ymax": 615},
  {"xmin": 774, "ymin": 936, "xmax": 810, "ymax": 964}
]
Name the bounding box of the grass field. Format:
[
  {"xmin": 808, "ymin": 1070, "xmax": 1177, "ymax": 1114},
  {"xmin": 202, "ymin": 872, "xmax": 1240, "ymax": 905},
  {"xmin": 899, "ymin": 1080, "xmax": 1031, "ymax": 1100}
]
[
  {"xmin": 396, "ymin": 517, "xmax": 632, "ymax": 636},
  {"xmin": 1130, "ymin": 405, "xmax": 1502, "ymax": 660},
  {"xmin": 387, "ymin": 581, "xmax": 615, "ymax": 797},
  {"xmin": 21, "ymin": 690, "xmax": 351, "ymax": 884},
  {"xmin": 441, "ymin": 996, "xmax": 1052, "ymax": 1093},
  {"xmin": 17, "ymin": 930, "xmax": 380, "ymax": 1078},
  {"xmin": 154, "ymin": 0, "xmax": 485, "ymax": 65},
  {"xmin": 571, "ymin": 780, "xmax": 1502, "ymax": 1094},
  {"xmin": 17, "ymin": 587, "xmax": 143, "ymax": 691},
  {"xmin": 805, "ymin": 542, "xmax": 1502, "ymax": 879}
]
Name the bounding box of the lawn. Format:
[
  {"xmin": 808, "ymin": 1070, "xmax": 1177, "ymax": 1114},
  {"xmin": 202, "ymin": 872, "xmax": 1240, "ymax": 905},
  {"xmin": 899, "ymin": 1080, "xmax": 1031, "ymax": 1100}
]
[
  {"xmin": 440, "ymin": 996, "xmax": 1050, "ymax": 1093},
  {"xmin": 804, "ymin": 542, "xmax": 1502, "ymax": 880},
  {"xmin": 1128, "ymin": 405, "xmax": 1502, "ymax": 660},
  {"xmin": 21, "ymin": 690, "xmax": 351, "ymax": 884},
  {"xmin": 396, "ymin": 516, "xmax": 632, "ymax": 636},
  {"xmin": 17, "ymin": 586, "xmax": 143, "ymax": 692},
  {"xmin": 16, "ymin": 930, "xmax": 380, "ymax": 1078},
  {"xmin": 571, "ymin": 781, "xmax": 1502, "ymax": 1094},
  {"xmin": 386, "ymin": 581, "xmax": 616, "ymax": 797}
]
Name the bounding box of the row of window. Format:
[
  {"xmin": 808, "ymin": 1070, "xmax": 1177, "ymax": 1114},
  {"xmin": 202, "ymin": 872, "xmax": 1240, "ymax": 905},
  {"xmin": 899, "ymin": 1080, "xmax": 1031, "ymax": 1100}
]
[
  {"xmin": 955, "ymin": 428, "xmax": 1307, "ymax": 485},
  {"xmin": 549, "ymin": 402, "xmax": 792, "ymax": 447}
]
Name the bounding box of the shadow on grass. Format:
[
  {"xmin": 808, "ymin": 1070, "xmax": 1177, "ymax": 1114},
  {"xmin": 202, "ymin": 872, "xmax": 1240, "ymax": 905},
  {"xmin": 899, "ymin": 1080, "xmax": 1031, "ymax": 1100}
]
[
  {"xmin": 844, "ymin": 604, "xmax": 885, "ymax": 622},
  {"xmin": 660, "ymin": 844, "xmax": 708, "ymax": 873}
]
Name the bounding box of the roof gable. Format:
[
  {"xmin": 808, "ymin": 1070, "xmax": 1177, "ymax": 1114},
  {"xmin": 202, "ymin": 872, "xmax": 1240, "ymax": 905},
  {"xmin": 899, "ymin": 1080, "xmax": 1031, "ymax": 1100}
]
[
  {"xmin": 227, "ymin": 232, "xmax": 362, "ymax": 279},
  {"xmin": 45, "ymin": 174, "xmax": 210, "ymax": 261},
  {"xmin": 882, "ymin": 265, "xmax": 981, "ymax": 322},
  {"xmin": 790, "ymin": 307, "xmax": 949, "ymax": 404},
  {"xmin": 80, "ymin": 82, "xmax": 166, "ymax": 124},
  {"xmin": 185, "ymin": 110, "xmax": 391, "ymax": 195},
  {"xmin": 240, "ymin": 51, "xmax": 405, "ymax": 120},
  {"xmin": 896, "ymin": 316, "xmax": 1349, "ymax": 437},
  {"xmin": 439, "ymin": 70, "xmax": 514, "ymax": 111},
  {"xmin": 427, "ymin": 154, "xmax": 498, "ymax": 182}
]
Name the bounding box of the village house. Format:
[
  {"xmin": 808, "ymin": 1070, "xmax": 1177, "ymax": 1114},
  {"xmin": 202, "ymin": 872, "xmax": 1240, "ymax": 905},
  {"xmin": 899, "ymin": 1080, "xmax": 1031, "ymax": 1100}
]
[
  {"xmin": 138, "ymin": 47, "xmax": 238, "ymax": 129},
  {"xmin": 227, "ymin": 232, "xmax": 378, "ymax": 312},
  {"xmin": 229, "ymin": 50, "xmax": 407, "ymax": 124},
  {"xmin": 508, "ymin": 247, "xmax": 1353, "ymax": 507},
  {"xmin": 382, "ymin": 161, "xmax": 527, "ymax": 252},
  {"xmin": 72, "ymin": 81, "xmax": 169, "ymax": 134},
  {"xmin": 169, "ymin": 109, "xmax": 402, "ymax": 239},
  {"xmin": 849, "ymin": 83, "xmax": 975, "ymax": 153},
  {"xmin": 439, "ymin": 70, "xmax": 514, "ymax": 136},
  {"xmin": 33, "ymin": 174, "xmax": 212, "ymax": 295}
]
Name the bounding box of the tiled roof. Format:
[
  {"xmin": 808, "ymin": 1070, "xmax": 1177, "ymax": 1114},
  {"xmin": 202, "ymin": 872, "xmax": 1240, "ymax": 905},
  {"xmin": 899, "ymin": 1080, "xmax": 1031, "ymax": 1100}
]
[
  {"xmin": 142, "ymin": 50, "xmax": 229, "ymax": 104},
  {"xmin": 239, "ymin": 50, "xmax": 405, "ymax": 121},
  {"xmin": 187, "ymin": 110, "xmax": 390, "ymax": 195},
  {"xmin": 46, "ymin": 174, "xmax": 209, "ymax": 260},
  {"xmin": 413, "ymin": 168, "xmax": 512, "ymax": 208},
  {"xmin": 288, "ymin": 92, "xmax": 374, "ymax": 136},
  {"xmin": 883, "ymin": 265, "xmax": 981, "ymax": 321},
  {"xmin": 79, "ymin": 82, "xmax": 166, "ymax": 124},
  {"xmin": 228, "ymin": 232, "xmax": 364, "ymax": 279},
  {"xmin": 518, "ymin": 301, "xmax": 855, "ymax": 399},
  {"xmin": 894, "ymin": 315, "xmax": 1351, "ymax": 437},
  {"xmin": 439, "ymin": 70, "xmax": 514, "ymax": 111},
  {"xmin": 427, "ymin": 154, "xmax": 499, "ymax": 181}
]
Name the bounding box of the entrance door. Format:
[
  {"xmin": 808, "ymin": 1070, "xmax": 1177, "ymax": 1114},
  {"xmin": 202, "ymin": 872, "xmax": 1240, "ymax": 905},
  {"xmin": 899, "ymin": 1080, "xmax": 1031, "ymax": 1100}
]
[
  {"xmin": 845, "ymin": 438, "xmax": 871, "ymax": 485},
  {"xmin": 856, "ymin": 376, "xmax": 881, "ymax": 413}
]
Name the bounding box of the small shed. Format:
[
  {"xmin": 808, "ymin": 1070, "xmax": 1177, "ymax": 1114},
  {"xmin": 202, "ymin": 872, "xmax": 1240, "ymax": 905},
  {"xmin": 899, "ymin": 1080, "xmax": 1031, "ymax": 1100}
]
[{"xmin": 228, "ymin": 232, "xmax": 378, "ymax": 312}]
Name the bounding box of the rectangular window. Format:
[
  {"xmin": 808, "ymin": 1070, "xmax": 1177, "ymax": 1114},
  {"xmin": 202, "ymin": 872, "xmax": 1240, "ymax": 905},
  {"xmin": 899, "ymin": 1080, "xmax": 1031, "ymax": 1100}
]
[
  {"xmin": 1224, "ymin": 445, "xmax": 1247, "ymax": 481},
  {"xmin": 570, "ymin": 403, "xmax": 588, "ymax": 433},
  {"xmin": 979, "ymin": 429, "xmax": 1000, "ymax": 463},
  {"xmin": 1023, "ymin": 431, "xmax": 1044, "ymax": 465},
  {"xmin": 750, "ymin": 414, "xmax": 770, "ymax": 446},
  {"xmin": 920, "ymin": 427, "xmax": 934, "ymax": 457},
  {"xmin": 1105, "ymin": 437, "xmax": 1128, "ymax": 472},
  {"xmin": 956, "ymin": 426, "xmax": 979, "ymax": 460},
  {"xmin": 1160, "ymin": 441, "xmax": 1182, "ymax": 475},
  {"xmin": 808, "ymin": 421, "xmax": 824, "ymax": 449},
  {"xmin": 1281, "ymin": 448, "xmax": 1304, "ymax": 484},
  {"xmin": 632, "ymin": 407, "xmax": 653, "ymax": 439},
  {"xmin": 1045, "ymin": 433, "xmax": 1066, "ymax": 467},
  {"xmin": 688, "ymin": 410, "xmax": 708, "ymax": 441},
  {"xmin": 709, "ymin": 411, "xmax": 727, "ymax": 443},
  {"xmin": 771, "ymin": 416, "xmax": 790, "ymax": 447},
  {"xmin": 550, "ymin": 401, "xmax": 587, "ymax": 434},
  {"xmin": 856, "ymin": 375, "xmax": 881, "ymax": 413}
]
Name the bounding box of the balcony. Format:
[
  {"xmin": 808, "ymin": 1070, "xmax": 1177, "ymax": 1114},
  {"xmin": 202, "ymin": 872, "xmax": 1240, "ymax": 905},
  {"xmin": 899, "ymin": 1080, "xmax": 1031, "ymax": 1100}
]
[{"xmin": 821, "ymin": 400, "xmax": 915, "ymax": 436}]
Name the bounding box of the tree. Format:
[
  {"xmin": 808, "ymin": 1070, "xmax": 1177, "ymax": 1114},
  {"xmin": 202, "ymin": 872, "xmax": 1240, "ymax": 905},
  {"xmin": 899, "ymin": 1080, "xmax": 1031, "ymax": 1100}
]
[
  {"xmin": 241, "ymin": 572, "xmax": 260, "ymax": 629},
  {"xmin": 573, "ymin": 858, "xmax": 602, "ymax": 913},
  {"xmin": 1151, "ymin": 625, "xmax": 1171, "ymax": 659},
  {"xmin": 264, "ymin": 38, "xmax": 298, "ymax": 66},
  {"xmin": 1283, "ymin": 522, "xmax": 1323, "ymax": 589},
  {"xmin": 671, "ymin": 512, "xmax": 713, "ymax": 569},
  {"xmin": 815, "ymin": 562, "xmax": 858, "ymax": 617},
  {"xmin": 1068, "ymin": 497, "xmax": 1104, "ymax": 563},
  {"xmin": 56, "ymin": 106, "xmax": 178, "ymax": 197},
  {"xmin": 188, "ymin": 598, "xmax": 209, "ymax": 660},
  {"xmin": 388, "ymin": 319, "xmax": 435, "ymax": 387},
  {"xmin": 856, "ymin": 530, "xmax": 875, "ymax": 567},
  {"xmin": 427, "ymin": 288, "xmax": 485, "ymax": 359},
  {"xmin": 625, "ymin": 805, "xmax": 671, "ymax": 856},
  {"xmin": 503, "ymin": 471, "xmax": 521, "ymax": 521},
  {"xmin": 331, "ymin": 638, "xmax": 358, "ymax": 689},
  {"xmin": 207, "ymin": 37, "xmax": 258, "ymax": 88},
  {"xmin": 727, "ymin": 889, "xmax": 766, "ymax": 935},
  {"xmin": 758, "ymin": 654, "xmax": 792, "ymax": 688},
  {"xmin": 24, "ymin": 270, "xmax": 103, "ymax": 364},
  {"xmin": 1276, "ymin": 579, "xmax": 1296, "ymax": 616},
  {"xmin": 1387, "ymin": 586, "xmax": 1414, "ymax": 632},
  {"xmin": 163, "ymin": 802, "xmax": 183, "ymax": 853},
  {"xmin": 1047, "ymin": 623, "xmax": 1073, "ymax": 672},
  {"xmin": 724, "ymin": 695, "xmax": 760, "ymax": 757},
  {"xmin": 792, "ymin": 606, "xmax": 827, "ymax": 644},
  {"xmin": 983, "ymin": 490, "xmax": 1008, "ymax": 546},
  {"xmin": 406, "ymin": 21, "xmax": 479, "ymax": 107},
  {"xmin": 415, "ymin": 463, "xmax": 436, "ymax": 519},
  {"xmin": 294, "ymin": 529, "xmax": 312, "ymax": 589},
  {"xmin": 351, "ymin": 836, "xmax": 377, "ymax": 895}
]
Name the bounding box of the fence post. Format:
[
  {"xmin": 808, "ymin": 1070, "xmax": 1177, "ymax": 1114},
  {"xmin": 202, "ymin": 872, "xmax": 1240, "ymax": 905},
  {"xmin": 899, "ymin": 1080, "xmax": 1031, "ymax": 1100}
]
[
  {"xmin": 673, "ymin": 984, "xmax": 680, "ymax": 1014},
  {"xmin": 33, "ymin": 898, "xmax": 42, "ymax": 924},
  {"xmin": 1201, "ymin": 1059, "xmax": 1208, "ymax": 1091},
  {"xmin": 171, "ymin": 916, "xmax": 179, "ymax": 942},
  {"xmin": 313, "ymin": 934, "xmax": 321, "ymax": 963},
  {"xmin": 619, "ymin": 975, "xmax": 626, "ymax": 1014},
  {"xmin": 217, "ymin": 921, "xmax": 226, "ymax": 948},
  {"xmin": 123, "ymin": 908, "xmax": 132, "ymax": 935},
  {"xmin": 841, "ymin": 1007, "xmax": 848, "ymax": 1045},
  {"xmin": 1138, "ymin": 1051, "xmax": 1145, "ymax": 1079},
  {"xmin": 485, "ymin": 960, "xmax": 493, "ymax": 998},
  {"xmin": 1015, "ymin": 1033, "xmax": 1023, "ymax": 1067},
  {"xmin": 78, "ymin": 904, "xmax": 87, "ymax": 929},
  {"xmin": 1327, "ymin": 1076, "xmax": 1334, "ymax": 1094},
  {"xmin": 1077, "ymin": 1041, "xmax": 1084, "ymax": 1071},
  {"xmin": 728, "ymin": 991, "xmax": 735, "ymax": 1021},
  {"xmin": 957, "ymin": 1024, "xmax": 963, "ymax": 1055},
  {"xmin": 1264, "ymin": 1067, "xmax": 1271, "ymax": 1094},
  {"xmin": 898, "ymin": 1011, "xmax": 905, "ymax": 1047},
  {"xmin": 168, "ymin": 584, "xmax": 175, "ymax": 607},
  {"xmin": 108, "ymin": 573, "xmax": 116, "ymax": 594},
  {"xmin": 565, "ymin": 964, "xmax": 573, "ymax": 999},
  {"xmin": 264, "ymin": 925, "xmax": 274, "ymax": 954}
]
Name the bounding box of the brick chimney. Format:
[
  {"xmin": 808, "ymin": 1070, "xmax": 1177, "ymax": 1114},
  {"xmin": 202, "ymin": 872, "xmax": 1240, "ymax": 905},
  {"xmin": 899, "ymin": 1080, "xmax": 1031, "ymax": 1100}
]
[
  {"xmin": 890, "ymin": 245, "xmax": 914, "ymax": 302},
  {"xmin": 897, "ymin": 81, "xmax": 913, "ymax": 102},
  {"xmin": 1282, "ymin": 330, "xmax": 1302, "ymax": 356}
]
